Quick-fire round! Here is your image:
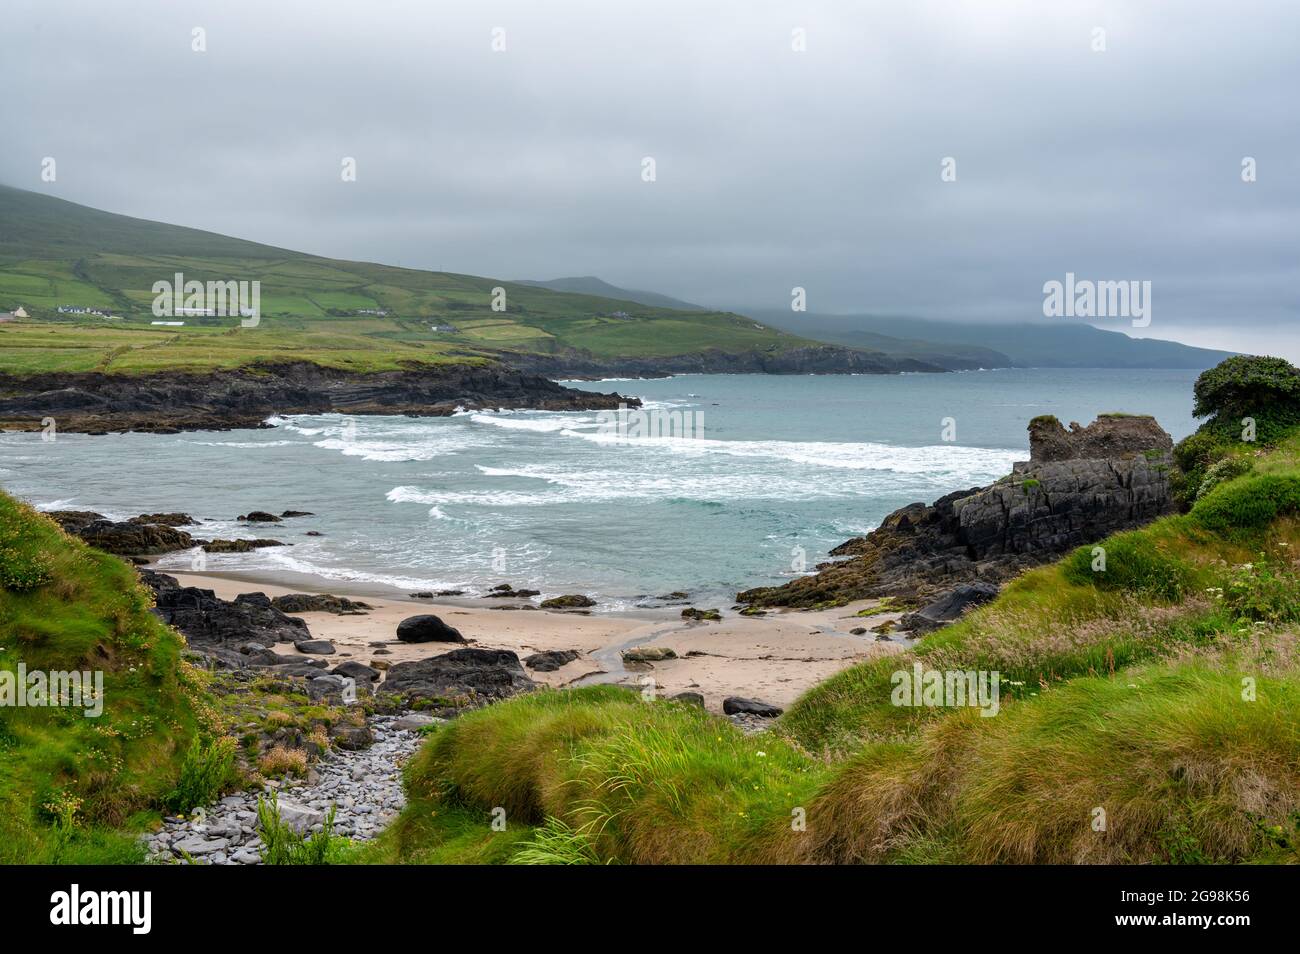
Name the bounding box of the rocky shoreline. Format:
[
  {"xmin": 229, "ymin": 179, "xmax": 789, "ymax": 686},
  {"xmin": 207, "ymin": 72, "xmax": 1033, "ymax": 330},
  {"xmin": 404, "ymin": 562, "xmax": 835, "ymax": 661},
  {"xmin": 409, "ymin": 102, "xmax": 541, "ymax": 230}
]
[
  {"xmin": 738, "ymin": 413, "xmax": 1178, "ymax": 609},
  {"xmin": 0, "ymin": 360, "xmax": 636, "ymax": 434}
]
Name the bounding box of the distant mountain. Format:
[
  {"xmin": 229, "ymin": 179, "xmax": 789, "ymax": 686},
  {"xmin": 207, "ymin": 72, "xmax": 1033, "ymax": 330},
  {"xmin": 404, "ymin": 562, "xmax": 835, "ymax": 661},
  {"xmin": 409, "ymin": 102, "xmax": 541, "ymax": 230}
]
[
  {"xmin": 516, "ymin": 276, "xmax": 705, "ymax": 312},
  {"xmin": 745, "ymin": 311, "xmax": 1237, "ymax": 370}
]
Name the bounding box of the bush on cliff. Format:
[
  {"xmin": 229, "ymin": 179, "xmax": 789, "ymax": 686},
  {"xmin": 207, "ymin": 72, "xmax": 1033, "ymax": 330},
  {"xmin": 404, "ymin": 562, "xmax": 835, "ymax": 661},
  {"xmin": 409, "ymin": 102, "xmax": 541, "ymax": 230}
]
[
  {"xmin": 1173, "ymin": 355, "xmax": 1300, "ymax": 505},
  {"xmin": 0, "ymin": 492, "xmax": 212, "ymax": 863}
]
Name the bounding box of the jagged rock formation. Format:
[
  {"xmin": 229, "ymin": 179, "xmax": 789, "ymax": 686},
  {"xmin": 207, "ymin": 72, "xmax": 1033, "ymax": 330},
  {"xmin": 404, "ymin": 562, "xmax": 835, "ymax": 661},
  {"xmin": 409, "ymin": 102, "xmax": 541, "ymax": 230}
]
[
  {"xmin": 46, "ymin": 510, "xmax": 196, "ymax": 554},
  {"xmin": 738, "ymin": 414, "xmax": 1177, "ymax": 607}
]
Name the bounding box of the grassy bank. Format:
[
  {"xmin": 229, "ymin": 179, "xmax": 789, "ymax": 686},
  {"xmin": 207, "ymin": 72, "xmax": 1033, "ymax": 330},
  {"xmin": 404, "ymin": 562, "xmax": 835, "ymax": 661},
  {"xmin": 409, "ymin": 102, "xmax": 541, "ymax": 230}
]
[{"xmin": 0, "ymin": 493, "xmax": 213, "ymax": 863}]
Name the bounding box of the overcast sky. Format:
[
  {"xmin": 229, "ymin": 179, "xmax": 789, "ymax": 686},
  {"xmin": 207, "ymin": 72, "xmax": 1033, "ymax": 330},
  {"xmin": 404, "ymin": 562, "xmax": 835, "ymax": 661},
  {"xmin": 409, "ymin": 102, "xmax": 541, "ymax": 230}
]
[{"xmin": 5, "ymin": 0, "xmax": 1298, "ymax": 357}]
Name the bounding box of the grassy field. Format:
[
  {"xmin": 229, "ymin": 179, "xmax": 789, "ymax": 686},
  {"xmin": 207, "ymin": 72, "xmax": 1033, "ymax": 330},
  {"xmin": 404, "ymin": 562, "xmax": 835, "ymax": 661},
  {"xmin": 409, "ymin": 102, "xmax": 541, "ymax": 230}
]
[
  {"xmin": 366, "ymin": 429, "xmax": 1300, "ymax": 864},
  {"xmin": 0, "ymin": 185, "xmax": 815, "ymax": 376},
  {"xmin": 0, "ymin": 493, "xmax": 214, "ymax": 863}
]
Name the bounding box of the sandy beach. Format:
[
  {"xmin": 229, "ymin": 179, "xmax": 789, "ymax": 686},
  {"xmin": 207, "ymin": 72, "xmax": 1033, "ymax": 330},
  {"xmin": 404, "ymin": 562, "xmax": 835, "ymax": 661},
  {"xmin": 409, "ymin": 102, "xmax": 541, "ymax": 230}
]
[{"xmin": 169, "ymin": 570, "xmax": 905, "ymax": 712}]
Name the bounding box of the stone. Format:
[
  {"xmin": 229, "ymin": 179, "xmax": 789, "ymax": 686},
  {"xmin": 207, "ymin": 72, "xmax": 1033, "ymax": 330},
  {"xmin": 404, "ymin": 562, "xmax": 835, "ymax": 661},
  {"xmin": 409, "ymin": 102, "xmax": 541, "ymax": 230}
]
[
  {"xmin": 622, "ymin": 646, "xmax": 677, "ymax": 663},
  {"xmin": 294, "ymin": 639, "xmax": 336, "ymax": 655},
  {"xmin": 540, "ymin": 594, "xmax": 596, "ymax": 609},
  {"xmin": 383, "ymin": 648, "xmax": 534, "ymax": 705},
  {"xmin": 305, "ymin": 674, "xmax": 348, "ymax": 702},
  {"xmin": 681, "ymin": 607, "xmax": 722, "ymax": 621},
  {"xmin": 899, "ymin": 582, "xmax": 1000, "ymax": 633},
  {"xmin": 329, "ymin": 723, "xmax": 375, "ymax": 751},
  {"xmin": 275, "ymin": 798, "xmax": 324, "ymax": 834},
  {"xmin": 172, "ymin": 836, "xmax": 229, "ymax": 856},
  {"xmin": 722, "ymin": 697, "xmax": 783, "ymax": 717},
  {"xmin": 396, "ymin": 614, "xmax": 465, "ymax": 644},
  {"xmin": 393, "ymin": 712, "xmax": 442, "ymax": 731},
  {"xmin": 239, "ymin": 511, "xmax": 282, "ymax": 522},
  {"xmin": 281, "ymin": 510, "xmax": 315, "ymax": 517},
  {"xmin": 523, "ymin": 649, "xmax": 581, "ymax": 672},
  {"xmin": 332, "ymin": 660, "xmax": 380, "ymax": 682}
]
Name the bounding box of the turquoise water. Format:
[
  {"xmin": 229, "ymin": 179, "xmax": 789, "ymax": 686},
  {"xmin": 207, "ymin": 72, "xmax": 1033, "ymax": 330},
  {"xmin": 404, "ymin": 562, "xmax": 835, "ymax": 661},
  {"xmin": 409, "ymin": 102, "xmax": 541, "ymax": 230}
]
[{"xmin": 0, "ymin": 368, "xmax": 1199, "ymax": 607}]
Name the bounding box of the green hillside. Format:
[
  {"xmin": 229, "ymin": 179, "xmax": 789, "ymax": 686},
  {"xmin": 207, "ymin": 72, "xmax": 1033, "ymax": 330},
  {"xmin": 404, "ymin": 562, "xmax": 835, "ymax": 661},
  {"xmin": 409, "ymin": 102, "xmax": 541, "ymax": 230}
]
[
  {"xmin": 0, "ymin": 493, "xmax": 212, "ymax": 863},
  {"xmin": 750, "ymin": 310, "xmax": 1236, "ymax": 370},
  {"xmin": 0, "ymin": 185, "xmax": 817, "ymax": 376}
]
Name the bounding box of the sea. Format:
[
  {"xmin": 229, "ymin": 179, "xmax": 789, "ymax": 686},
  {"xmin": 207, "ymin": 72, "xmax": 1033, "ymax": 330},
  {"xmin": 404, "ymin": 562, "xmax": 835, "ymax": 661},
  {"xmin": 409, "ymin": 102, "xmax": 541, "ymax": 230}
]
[{"xmin": 0, "ymin": 368, "xmax": 1200, "ymax": 609}]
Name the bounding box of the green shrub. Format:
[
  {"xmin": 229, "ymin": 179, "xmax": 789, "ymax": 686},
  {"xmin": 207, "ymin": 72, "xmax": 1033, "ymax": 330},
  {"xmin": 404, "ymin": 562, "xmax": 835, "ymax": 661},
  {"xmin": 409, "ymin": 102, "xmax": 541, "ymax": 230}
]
[
  {"xmin": 1215, "ymin": 559, "xmax": 1300, "ymax": 625},
  {"xmin": 165, "ymin": 736, "xmax": 236, "ymax": 814},
  {"xmin": 257, "ymin": 793, "xmax": 347, "ymax": 865},
  {"xmin": 1196, "ymin": 456, "xmax": 1254, "ymax": 500},
  {"xmin": 1191, "ymin": 473, "xmax": 1300, "ymax": 534},
  {"xmin": 1062, "ymin": 530, "xmax": 1191, "ymax": 600}
]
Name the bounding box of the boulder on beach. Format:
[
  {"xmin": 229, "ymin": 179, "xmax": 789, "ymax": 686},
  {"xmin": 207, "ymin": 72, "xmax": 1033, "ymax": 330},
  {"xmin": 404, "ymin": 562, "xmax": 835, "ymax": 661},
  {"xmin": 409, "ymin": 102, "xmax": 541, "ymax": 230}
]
[
  {"xmin": 332, "ymin": 660, "xmax": 380, "ymax": 682},
  {"xmin": 681, "ymin": 607, "xmax": 722, "ymax": 621},
  {"xmin": 294, "ymin": 638, "xmax": 337, "ymax": 655},
  {"xmin": 670, "ymin": 691, "xmax": 706, "ymax": 708},
  {"xmin": 396, "ymin": 614, "xmax": 466, "ymax": 644},
  {"xmin": 383, "ymin": 648, "xmax": 535, "ymax": 705},
  {"xmin": 523, "ymin": 649, "xmax": 581, "ymax": 672}
]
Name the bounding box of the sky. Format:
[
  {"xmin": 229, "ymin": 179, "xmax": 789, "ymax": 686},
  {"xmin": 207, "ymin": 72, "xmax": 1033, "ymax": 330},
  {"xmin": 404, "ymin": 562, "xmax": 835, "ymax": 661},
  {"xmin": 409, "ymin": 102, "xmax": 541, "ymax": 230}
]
[{"xmin": 4, "ymin": 0, "xmax": 1298, "ymax": 357}]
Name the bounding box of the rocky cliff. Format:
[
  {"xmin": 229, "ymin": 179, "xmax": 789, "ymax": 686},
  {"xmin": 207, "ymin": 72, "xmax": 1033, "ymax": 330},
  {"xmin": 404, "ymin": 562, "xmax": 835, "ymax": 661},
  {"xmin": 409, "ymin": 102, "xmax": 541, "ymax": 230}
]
[
  {"xmin": 0, "ymin": 360, "xmax": 635, "ymax": 434},
  {"xmin": 738, "ymin": 414, "xmax": 1177, "ymax": 607}
]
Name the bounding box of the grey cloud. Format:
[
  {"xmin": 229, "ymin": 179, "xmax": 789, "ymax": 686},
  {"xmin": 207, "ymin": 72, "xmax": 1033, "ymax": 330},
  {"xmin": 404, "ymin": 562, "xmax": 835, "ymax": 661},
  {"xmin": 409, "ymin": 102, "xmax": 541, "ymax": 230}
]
[{"xmin": 4, "ymin": 0, "xmax": 1297, "ymax": 356}]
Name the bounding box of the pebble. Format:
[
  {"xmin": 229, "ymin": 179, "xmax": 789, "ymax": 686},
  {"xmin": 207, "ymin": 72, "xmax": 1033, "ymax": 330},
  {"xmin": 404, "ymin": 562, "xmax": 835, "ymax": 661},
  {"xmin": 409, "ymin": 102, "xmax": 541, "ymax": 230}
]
[{"xmin": 145, "ymin": 714, "xmax": 421, "ymax": 865}]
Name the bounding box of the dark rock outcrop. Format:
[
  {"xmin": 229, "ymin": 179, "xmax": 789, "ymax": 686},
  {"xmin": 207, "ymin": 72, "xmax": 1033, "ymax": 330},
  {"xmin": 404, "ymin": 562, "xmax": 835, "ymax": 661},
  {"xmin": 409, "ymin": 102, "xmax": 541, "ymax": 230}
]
[
  {"xmin": 271, "ymin": 593, "xmax": 373, "ymax": 615},
  {"xmin": 141, "ymin": 570, "xmax": 310, "ymax": 667},
  {"xmin": 898, "ymin": 582, "xmax": 1000, "ymax": 633},
  {"xmin": 46, "ymin": 511, "xmax": 195, "ymax": 554},
  {"xmin": 201, "ymin": 538, "xmax": 285, "ymax": 552},
  {"xmin": 382, "ymin": 648, "xmax": 535, "ymax": 706},
  {"xmin": 395, "ymin": 614, "xmax": 465, "ymax": 644},
  {"xmin": 539, "ymin": 594, "xmax": 596, "ymax": 609},
  {"xmin": 738, "ymin": 414, "xmax": 1177, "ymax": 607},
  {"xmin": 0, "ymin": 361, "xmax": 637, "ymax": 434}
]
